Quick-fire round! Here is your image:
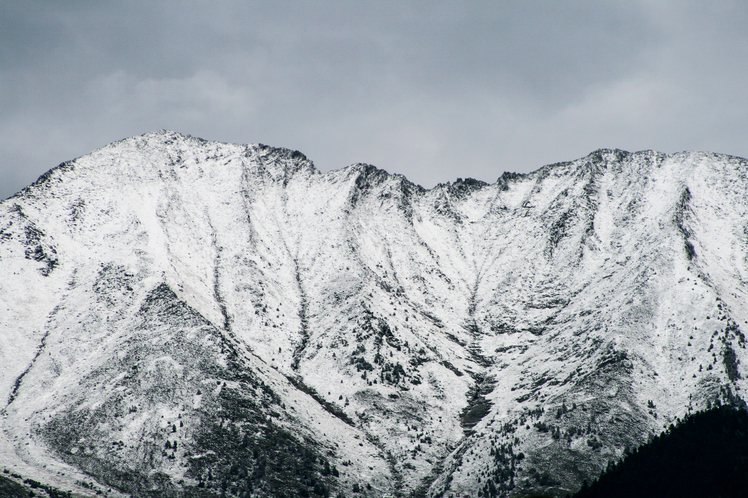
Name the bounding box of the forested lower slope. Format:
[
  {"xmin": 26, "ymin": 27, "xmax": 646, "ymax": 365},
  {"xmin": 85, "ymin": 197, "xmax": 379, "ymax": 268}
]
[{"xmin": 573, "ymin": 405, "xmax": 748, "ymax": 498}]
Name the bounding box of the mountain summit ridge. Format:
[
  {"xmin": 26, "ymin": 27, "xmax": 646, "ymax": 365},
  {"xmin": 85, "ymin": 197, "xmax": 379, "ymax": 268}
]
[{"xmin": 1, "ymin": 132, "xmax": 747, "ymax": 498}]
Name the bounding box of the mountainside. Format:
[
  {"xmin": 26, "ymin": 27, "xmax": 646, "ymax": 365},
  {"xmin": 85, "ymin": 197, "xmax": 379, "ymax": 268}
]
[
  {"xmin": 572, "ymin": 405, "xmax": 748, "ymax": 498},
  {"xmin": 1, "ymin": 131, "xmax": 747, "ymax": 498}
]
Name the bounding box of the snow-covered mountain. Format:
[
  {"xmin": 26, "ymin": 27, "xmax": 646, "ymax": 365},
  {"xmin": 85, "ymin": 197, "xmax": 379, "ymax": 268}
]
[{"xmin": 1, "ymin": 131, "xmax": 747, "ymax": 498}]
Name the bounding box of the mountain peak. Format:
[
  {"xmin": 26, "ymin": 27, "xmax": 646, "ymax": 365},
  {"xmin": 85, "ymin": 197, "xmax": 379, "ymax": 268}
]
[{"xmin": 1, "ymin": 134, "xmax": 747, "ymax": 498}]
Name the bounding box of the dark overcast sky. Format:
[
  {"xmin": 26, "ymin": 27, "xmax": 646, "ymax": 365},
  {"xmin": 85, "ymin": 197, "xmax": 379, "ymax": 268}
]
[{"xmin": 2, "ymin": 1, "xmax": 748, "ymax": 199}]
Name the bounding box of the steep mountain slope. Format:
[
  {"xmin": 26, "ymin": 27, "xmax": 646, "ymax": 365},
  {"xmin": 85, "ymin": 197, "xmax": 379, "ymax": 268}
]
[{"xmin": 1, "ymin": 131, "xmax": 747, "ymax": 497}]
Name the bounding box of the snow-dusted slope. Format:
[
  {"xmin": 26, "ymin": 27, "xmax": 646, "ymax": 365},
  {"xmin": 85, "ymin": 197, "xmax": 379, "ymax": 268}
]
[{"xmin": 1, "ymin": 131, "xmax": 747, "ymax": 498}]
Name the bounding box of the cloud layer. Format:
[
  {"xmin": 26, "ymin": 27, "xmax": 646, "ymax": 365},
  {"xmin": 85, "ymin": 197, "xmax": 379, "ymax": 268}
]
[{"xmin": 2, "ymin": 1, "xmax": 748, "ymax": 199}]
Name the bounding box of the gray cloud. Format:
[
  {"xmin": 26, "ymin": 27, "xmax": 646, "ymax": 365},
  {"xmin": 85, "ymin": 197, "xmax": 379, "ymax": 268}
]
[{"xmin": 2, "ymin": 1, "xmax": 748, "ymax": 199}]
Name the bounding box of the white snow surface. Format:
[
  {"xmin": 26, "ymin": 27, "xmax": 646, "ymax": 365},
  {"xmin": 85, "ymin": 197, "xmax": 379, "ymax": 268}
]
[{"xmin": 1, "ymin": 131, "xmax": 747, "ymax": 497}]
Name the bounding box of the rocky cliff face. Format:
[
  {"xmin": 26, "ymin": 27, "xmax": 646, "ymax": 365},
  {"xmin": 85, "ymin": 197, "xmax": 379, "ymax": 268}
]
[{"xmin": 1, "ymin": 131, "xmax": 747, "ymax": 498}]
